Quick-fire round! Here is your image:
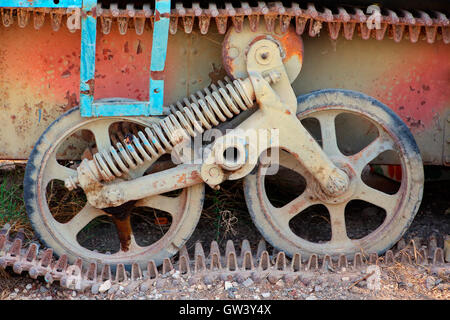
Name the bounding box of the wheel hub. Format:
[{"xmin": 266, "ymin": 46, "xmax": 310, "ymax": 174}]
[{"xmin": 313, "ymin": 158, "xmax": 357, "ymax": 205}]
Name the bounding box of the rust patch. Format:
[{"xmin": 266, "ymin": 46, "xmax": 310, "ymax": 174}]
[
  {"xmin": 154, "ymin": 10, "xmax": 170, "ymax": 22},
  {"xmin": 63, "ymin": 91, "xmax": 79, "ymax": 112},
  {"xmin": 208, "ymin": 63, "xmax": 227, "ymax": 84},
  {"xmin": 136, "ymin": 40, "xmax": 143, "ymax": 55},
  {"xmin": 177, "ymin": 173, "xmax": 187, "ymax": 184},
  {"xmin": 111, "ymin": 215, "xmax": 132, "ymax": 252},
  {"xmin": 81, "ymin": 79, "xmax": 95, "ymax": 96},
  {"xmin": 103, "ymin": 201, "xmax": 137, "ymax": 252},
  {"xmin": 151, "ymin": 70, "xmax": 165, "ymax": 81}
]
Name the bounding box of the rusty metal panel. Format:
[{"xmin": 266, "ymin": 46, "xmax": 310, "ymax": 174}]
[
  {"xmin": 292, "ymin": 36, "xmax": 450, "ymax": 165},
  {"xmin": 444, "ymin": 111, "xmax": 450, "ymax": 165},
  {"xmin": 0, "ymin": 21, "xmax": 449, "ymax": 163}
]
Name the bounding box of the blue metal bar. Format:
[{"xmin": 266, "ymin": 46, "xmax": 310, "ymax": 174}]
[
  {"xmin": 76, "ymin": 0, "xmax": 170, "ymax": 117},
  {"xmin": 0, "ymin": 0, "xmax": 82, "ymax": 8},
  {"xmin": 149, "ymin": 0, "xmax": 171, "ymax": 115},
  {"xmin": 79, "ymin": 0, "xmax": 97, "ymax": 117},
  {"xmin": 91, "ymin": 102, "xmax": 151, "ymax": 117}
]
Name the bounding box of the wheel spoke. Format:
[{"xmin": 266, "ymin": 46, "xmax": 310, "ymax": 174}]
[
  {"xmin": 60, "ymin": 204, "xmax": 106, "ymax": 240},
  {"xmin": 135, "ymin": 193, "xmax": 184, "ymax": 221},
  {"xmin": 277, "ymin": 151, "xmax": 315, "ymax": 185},
  {"xmin": 349, "ymin": 134, "xmax": 395, "ymax": 173},
  {"xmin": 84, "ymin": 121, "xmax": 113, "ymax": 151},
  {"xmin": 44, "ymin": 158, "xmax": 77, "ymax": 187},
  {"xmin": 356, "ymin": 181, "xmax": 399, "ymax": 214},
  {"xmin": 327, "ymin": 203, "xmax": 352, "ymax": 244},
  {"xmin": 276, "ymin": 189, "xmax": 317, "ymax": 224},
  {"xmin": 316, "ymin": 111, "xmax": 341, "ymax": 156}
]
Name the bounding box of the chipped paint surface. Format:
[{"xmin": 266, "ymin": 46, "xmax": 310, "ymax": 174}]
[
  {"xmin": 295, "ymin": 36, "xmax": 450, "ymax": 165},
  {"xmin": 0, "ymin": 23, "xmax": 448, "ymax": 161},
  {"xmin": 0, "ymin": 0, "xmax": 81, "ymax": 8},
  {"xmin": 0, "ymin": 22, "xmax": 223, "ymax": 159}
]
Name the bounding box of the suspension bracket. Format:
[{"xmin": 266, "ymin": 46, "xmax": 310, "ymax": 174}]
[{"xmin": 69, "ymin": 35, "xmax": 350, "ymax": 209}]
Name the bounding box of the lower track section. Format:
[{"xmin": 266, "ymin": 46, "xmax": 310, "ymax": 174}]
[{"xmin": 0, "ymin": 225, "xmax": 448, "ymax": 293}]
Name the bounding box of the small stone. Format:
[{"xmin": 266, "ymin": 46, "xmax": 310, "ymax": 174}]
[
  {"xmin": 108, "ymin": 284, "xmax": 119, "ymax": 294},
  {"xmin": 39, "ymin": 287, "xmax": 48, "ymax": 293},
  {"xmin": 242, "ymin": 278, "xmax": 254, "ymax": 288},
  {"xmin": 99, "ymin": 280, "xmax": 112, "ymax": 293},
  {"xmin": 124, "ymin": 282, "xmax": 140, "ymax": 294},
  {"xmin": 14, "ymin": 288, "xmax": 19, "ymax": 293},
  {"xmin": 356, "ymin": 280, "xmax": 367, "ymax": 288},
  {"xmin": 172, "ymin": 271, "xmax": 180, "ymax": 279},
  {"xmin": 275, "ymin": 280, "xmax": 284, "ymax": 287},
  {"xmin": 253, "ymin": 295, "xmax": 261, "ymax": 300},
  {"xmin": 235, "ymin": 295, "xmax": 241, "ymax": 299},
  {"xmin": 9, "ymin": 293, "xmax": 17, "ymax": 299},
  {"xmin": 203, "ymin": 275, "xmax": 213, "ymax": 285},
  {"xmin": 155, "ymin": 279, "xmax": 165, "ymax": 288},
  {"xmin": 314, "ymin": 285, "xmax": 322, "ymax": 292},
  {"xmin": 72, "ymin": 291, "xmax": 77, "ymax": 297},
  {"xmin": 45, "ymin": 296, "xmax": 53, "ymax": 300},
  {"xmin": 341, "ymin": 277, "xmax": 350, "ymax": 281},
  {"xmin": 366, "ymin": 265, "xmax": 381, "ymax": 291},
  {"xmin": 25, "ymin": 284, "xmax": 32, "ymax": 291},
  {"xmin": 154, "ymin": 294, "xmax": 162, "ymax": 299},
  {"xmin": 119, "ymin": 286, "xmax": 124, "ymax": 291},
  {"xmin": 305, "ymin": 295, "xmax": 317, "ymax": 300},
  {"xmin": 425, "ymin": 277, "xmax": 435, "ymax": 290},
  {"xmin": 91, "ymin": 283, "xmax": 100, "ymax": 295},
  {"xmin": 139, "ymin": 281, "xmax": 152, "ymax": 293},
  {"xmin": 224, "ymin": 281, "xmax": 233, "ymax": 290},
  {"xmin": 261, "ymin": 292, "xmax": 271, "ymax": 298},
  {"xmin": 227, "ymin": 291, "xmax": 235, "ymax": 299}
]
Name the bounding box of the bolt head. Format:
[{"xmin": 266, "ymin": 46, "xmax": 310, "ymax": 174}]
[{"xmin": 255, "ymin": 46, "xmax": 272, "ymax": 65}]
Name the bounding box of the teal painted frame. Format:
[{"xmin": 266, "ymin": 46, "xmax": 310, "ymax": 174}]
[
  {"xmin": 79, "ymin": 0, "xmax": 169, "ymax": 117},
  {"xmin": 1, "ymin": 0, "xmax": 170, "ymax": 117}
]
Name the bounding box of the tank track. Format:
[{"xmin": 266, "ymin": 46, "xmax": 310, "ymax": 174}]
[
  {"xmin": 1, "ymin": 224, "xmax": 448, "ymax": 293},
  {"xmin": 0, "ymin": 2, "xmax": 449, "ymax": 43}
]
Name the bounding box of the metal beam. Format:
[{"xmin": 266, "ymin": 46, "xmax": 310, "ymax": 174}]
[{"xmin": 0, "ymin": 0, "xmax": 82, "ymax": 8}]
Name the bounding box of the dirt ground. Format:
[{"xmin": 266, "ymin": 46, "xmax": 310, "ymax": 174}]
[{"xmin": 0, "ymin": 175, "xmax": 449, "ymax": 301}]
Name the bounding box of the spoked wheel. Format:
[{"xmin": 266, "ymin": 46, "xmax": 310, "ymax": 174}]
[
  {"xmin": 24, "ymin": 107, "xmax": 204, "ymax": 269},
  {"xmin": 244, "ymin": 89, "xmax": 424, "ymax": 258}
]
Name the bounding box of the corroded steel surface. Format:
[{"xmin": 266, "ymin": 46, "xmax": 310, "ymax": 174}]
[
  {"xmin": 0, "ymin": 226, "xmax": 448, "ymax": 291},
  {"xmin": 1, "ymin": 2, "xmax": 449, "ymax": 43},
  {"xmin": 1, "ymin": 25, "xmax": 448, "ymax": 164},
  {"xmin": 0, "ymin": 3, "xmax": 449, "ymax": 163}
]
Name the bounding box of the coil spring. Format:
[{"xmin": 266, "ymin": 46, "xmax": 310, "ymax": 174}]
[{"xmin": 92, "ymin": 77, "xmax": 254, "ymax": 182}]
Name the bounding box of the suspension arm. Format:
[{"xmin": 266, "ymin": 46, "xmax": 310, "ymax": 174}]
[
  {"xmin": 70, "ymin": 38, "xmax": 350, "ymax": 209},
  {"xmin": 81, "ymin": 164, "xmax": 203, "ymax": 209}
]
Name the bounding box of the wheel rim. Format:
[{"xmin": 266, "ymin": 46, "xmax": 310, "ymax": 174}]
[
  {"xmin": 33, "ymin": 115, "xmax": 203, "ymax": 265},
  {"xmin": 248, "ymin": 104, "xmax": 421, "ymax": 257}
]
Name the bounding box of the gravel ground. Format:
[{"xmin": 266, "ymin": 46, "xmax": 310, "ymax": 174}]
[
  {"xmin": 0, "ymin": 261, "xmax": 448, "ymax": 300},
  {"xmin": 0, "ymin": 175, "xmax": 449, "ymax": 301}
]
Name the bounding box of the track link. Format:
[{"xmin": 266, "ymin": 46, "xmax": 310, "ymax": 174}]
[
  {"xmin": 0, "ymin": 224, "xmax": 448, "ymax": 293},
  {"xmin": 1, "ymin": 2, "xmax": 449, "ymax": 43}
]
